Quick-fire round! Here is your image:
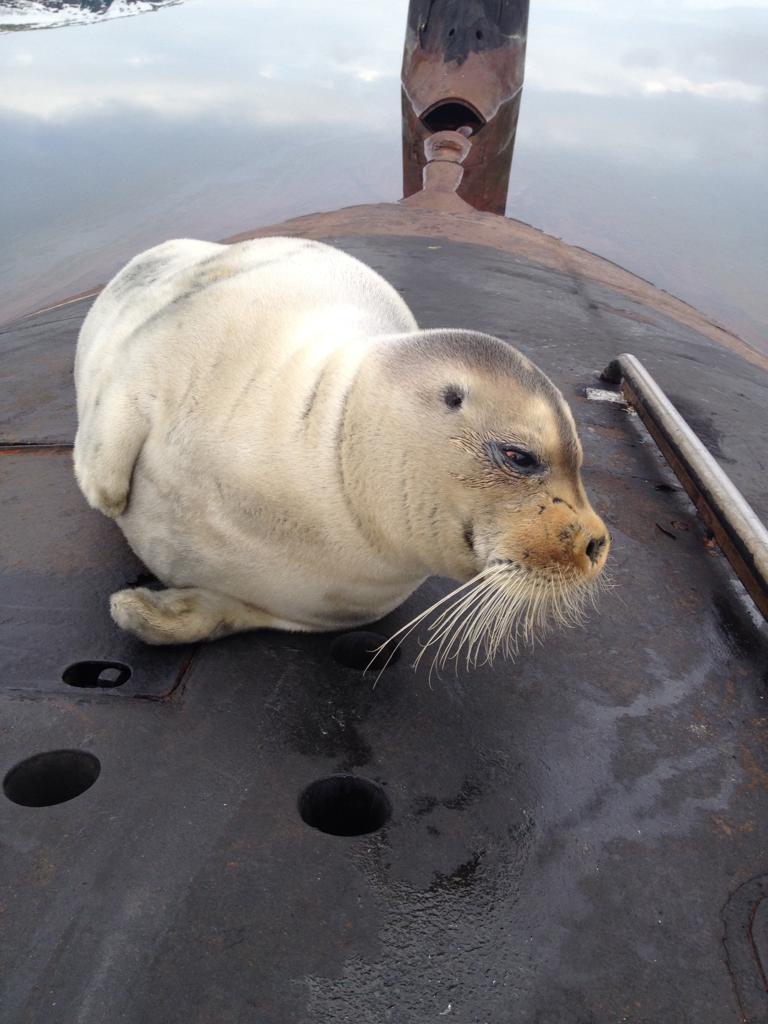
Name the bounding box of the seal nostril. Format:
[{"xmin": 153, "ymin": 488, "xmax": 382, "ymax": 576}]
[
  {"xmin": 299, "ymin": 775, "xmax": 391, "ymax": 836},
  {"xmin": 585, "ymin": 536, "xmax": 606, "ymax": 564}
]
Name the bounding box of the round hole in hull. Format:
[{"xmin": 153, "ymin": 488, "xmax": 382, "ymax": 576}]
[
  {"xmin": 3, "ymin": 750, "xmax": 101, "ymax": 807},
  {"xmin": 299, "ymin": 775, "xmax": 392, "ymax": 836},
  {"xmin": 62, "ymin": 661, "xmax": 131, "ymax": 689},
  {"xmin": 330, "ymin": 631, "xmax": 401, "ymax": 672}
]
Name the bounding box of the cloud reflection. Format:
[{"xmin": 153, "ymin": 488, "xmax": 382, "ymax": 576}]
[
  {"xmin": 0, "ymin": 0, "xmax": 766, "ymax": 351},
  {"xmin": 642, "ymin": 76, "xmax": 762, "ymax": 101},
  {"xmin": 1, "ymin": 0, "xmax": 766, "ymax": 121},
  {"xmin": 527, "ymin": 0, "xmax": 767, "ymax": 103},
  {"xmin": 0, "ymin": 0, "xmax": 405, "ymax": 120}
]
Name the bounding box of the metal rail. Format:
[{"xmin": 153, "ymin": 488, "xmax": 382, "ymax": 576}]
[{"xmin": 602, "ymin": 353, "xmax": 768, "ymax": 621}]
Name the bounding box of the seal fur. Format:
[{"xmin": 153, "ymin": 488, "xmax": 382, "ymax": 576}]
[{"xmin": 74, "ymin": 236, "xmax": 610, "ymax": 653}]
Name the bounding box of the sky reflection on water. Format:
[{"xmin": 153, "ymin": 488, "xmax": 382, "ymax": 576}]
[{"xmin": 1, "ymin": 0, "xmax": 766, "ymax": 352}]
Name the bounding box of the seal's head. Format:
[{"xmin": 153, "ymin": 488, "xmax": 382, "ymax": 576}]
[{"xmin": 350, "ymin": 329, "xmax": 610, "ymax": 668}]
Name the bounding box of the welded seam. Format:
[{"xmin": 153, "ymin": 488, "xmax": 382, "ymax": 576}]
[
  {"xmin": 0, "ymin": 442, "xmax": 74, "ymax": 454},
  {"xmin": 135, "ymin": 644, "xmax": 202, "ymax": 703}
]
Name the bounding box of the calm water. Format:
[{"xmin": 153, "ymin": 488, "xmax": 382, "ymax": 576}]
[{"xmin": 1, "ymin": 0, "xmax": 766, "ymax": 353}]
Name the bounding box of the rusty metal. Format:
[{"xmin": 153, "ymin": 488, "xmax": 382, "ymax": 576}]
[
  {"xmin": 401, "ymin": 0, "xmax": 529, "ymax": 214},
  {"xmin": 603, "ymin": 352, "xmax": 768, "ymax": 620},
  {"xmin": 400, "ymin": 127, "xmax": 473, "ymax": 211}
]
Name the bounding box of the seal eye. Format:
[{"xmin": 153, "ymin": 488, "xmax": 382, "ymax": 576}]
[{"xmin": 498, "ymin": 445, "xmax": 541, "ymax": 475}]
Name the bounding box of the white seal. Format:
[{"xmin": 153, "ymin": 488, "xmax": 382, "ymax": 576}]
[{"xmin": 74, "ymin": 237, "xmax": 609, "ymax": 663}]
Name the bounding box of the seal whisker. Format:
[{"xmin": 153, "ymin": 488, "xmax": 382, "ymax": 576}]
[
  {"xmin": 406, "ymin": 560, "xmax": 605, "ymax": 678},
  {"xmin": 461, "ymin": 573, "xmax": 521, "ymax": 667},
  {"xmin": 403, "ymin": 579, "xmax": 501, "ymax": 682},
  {"xmin": 370, "ymin": 565, "xmax": 506, "ymax": 681},
  {"xmin": 424, "ymin": 570, "xmax": 502, "ymax": 636},
  {"xmin": 408, "ymin": 568, "xmax": 509, "ymax": 678},
  {"xmin": 420, "ymin": 572, "xmax": 501, "ymax": 647},
  {"xmin": 431, "ymin": 579, "xmax": 505, "ymax": 671},
  {"xmin": 463, "ymin": 579, "xmax": 514, "ymax": 667},
  {"xmin": 420, "ymin": 567, "xmax": 519, "ymax": 674},
  {"xmin": 410, "ymin": 570, "xmax": 506, "ymax": 674}
]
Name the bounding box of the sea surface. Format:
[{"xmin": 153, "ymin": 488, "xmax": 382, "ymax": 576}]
[{"xmin": 1, "ymin": 0, "xmax": 766, "ymax": 353}]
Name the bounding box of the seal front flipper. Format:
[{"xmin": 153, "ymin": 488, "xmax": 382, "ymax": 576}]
[
  {"xmin": 73, "ymin": 390, "xmax": 148, "ymax": 518},
  {"xmin": 110, "ymin": 586, "xmax": 313, "ymax": 644}
]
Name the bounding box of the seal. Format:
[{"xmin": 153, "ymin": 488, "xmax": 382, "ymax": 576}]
[{"xmin": 74, "ymin": 236, "xmax": 610, "ymax": 664}]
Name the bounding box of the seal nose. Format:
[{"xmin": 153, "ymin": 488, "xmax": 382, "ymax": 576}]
[{"xmin": 584, "ymin": 533, "xmax": 609, "ymax": 569}]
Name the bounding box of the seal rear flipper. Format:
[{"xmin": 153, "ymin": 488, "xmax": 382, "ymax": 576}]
[{"xmin": 110, "ymin": 586, "xmax": 314, "ymax": 644}]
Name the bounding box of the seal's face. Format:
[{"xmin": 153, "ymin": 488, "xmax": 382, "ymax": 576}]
[
  {"xmin": 375, "ymin": 330, "xmax": 610, "ymax": 668},
  {"xmin": 447, "ymin": 377, "xmax": 610, "ymax": 583}
]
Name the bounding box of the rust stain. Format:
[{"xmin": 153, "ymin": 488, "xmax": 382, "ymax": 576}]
[
  {"xmin": 712, "ymin": 815, "xmax": 734, "ymax": 837},
  {"xmin": 27, "ymin": 855, "xmax": 57, "ymax": 887},
  {"xmin": 62, "ymin": 704, "xmax": 94, "ymax": 725},
  {"xmin": 719, "ymin": 678, "xmax": 737, "ymax": 713},
  {"xmin": 586, "ymin": 424, "xmax": 631, "ymax": 442},
  {"xmin": 738, "ymin": 744, "xmax": 768, "ymax": 795},
  {"xmin": 711, "ymin": 815, "xmax": 755, "ymax": 838}
]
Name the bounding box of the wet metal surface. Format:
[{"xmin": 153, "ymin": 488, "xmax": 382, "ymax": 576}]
[
  {"xmin": 2, "ymin": 234, "xmax": 768, "ymax": 1022},
  {"xmin": 0, "ymin": 300, "xmax": 88, "ymax": 444}
]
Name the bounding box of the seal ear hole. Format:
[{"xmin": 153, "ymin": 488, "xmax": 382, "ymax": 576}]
[
  {"xmin": 442, "ymin": 385, "xmax": 464, "ymax": 410},
  {"xmin": 330, "ymin": 631, "xmax": 401, "ymax": 672},
  {"xmin": 298, "ymin": 775, "xmax": 392, "ymax": 836},
  {"xmin": 3, "ymin": 750, "xmax": 101, "ymax": 807}
]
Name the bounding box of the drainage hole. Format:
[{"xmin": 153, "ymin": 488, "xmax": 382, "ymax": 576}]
[
  {"xmin": 3, "ymin": 750, "xmax": 101, "ymax": 807},
  {"xmin": 330, "ymin": 631, "xmax": 401, "ymax": 672},
  {"xmin": 299, "ymin": 775, "xmax": 391, "ymax": 836},
  {"xmin": 62, "ymin": 661, "xmax": 131, "ymax": 689}
]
